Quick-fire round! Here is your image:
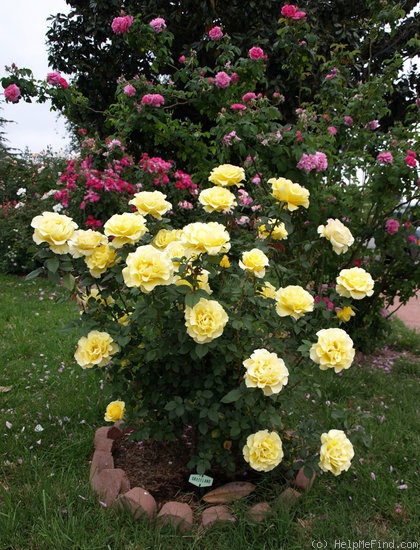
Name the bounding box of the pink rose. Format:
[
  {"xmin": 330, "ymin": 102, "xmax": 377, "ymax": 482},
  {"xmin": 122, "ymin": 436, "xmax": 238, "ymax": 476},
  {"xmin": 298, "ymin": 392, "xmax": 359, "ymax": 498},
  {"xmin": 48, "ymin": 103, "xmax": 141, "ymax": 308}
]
[
  {"xmin": 344, "ymin": 116, "xmax": 353, "ymax": 126},
  {"xmin": 367, "ymin": 120, "xmax": 380, "ymax": 130},
  {"xmin": 377, "ymin": 152, "xmax": 393, "ymax": 164},
  {"xmin": 249, "ymin": 46, "xmax": 266, "ymax": 60},
  {"xmin": 230, "ymin": 72, "xmax": 240, "ymax": 84},
  {"xmin": 47, "ymin": 71, "xmax": 62, "ymax": 84},
  {"xmin": 4, "ymin": 83, "xmax": 20, "ymax": 102},
  {"xmin": 328, "ymin": 126, "xmax": 337, "ymax": 136},
  {"xmin": 281, "ymin": 4, "xmax": 306, "ymax": 19},
  {"xmin": 111, "ymin": 15, "xmax": 134, "ymax": 35},
  {"xmin": 208, "ymin": 26, "xmax": 223, "ymax": 40},
  {"xmin": 405, "ymin": 150, "xmax": 417, "ymax": 167},
  {"xmin": 385, "ymin": 219, "xmax": 399, "ymax": 235},
  {"xmin": 58, "ymin": 77, "xmax": 69, "ymax": 89},
  {"xmin": 149, "ymin": 17, "xmax": 166, "ymax": 33},
  {"xmin": 215, "ymin": 71, "xmax": 231, "ymax": 89},
  {"xmin": 124, "ymin": 84, "xmax": 136, "ymax": 97},
  {"xmin": 141, "ymin": 93, "xmax": 165, "ymax": 107},
  {"xmin": 242, "ymin": 92, "xmax": 257, "ymax": 103},
  {"xmin": 230, "ymin": 103, "xmax": 246, "ymax": 111}
]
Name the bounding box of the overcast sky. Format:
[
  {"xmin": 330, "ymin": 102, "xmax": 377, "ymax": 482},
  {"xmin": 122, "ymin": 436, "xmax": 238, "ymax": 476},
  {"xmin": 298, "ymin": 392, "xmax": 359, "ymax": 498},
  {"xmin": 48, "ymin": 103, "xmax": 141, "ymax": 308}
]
[{"xmin": 0, "ymin": 0, "xmax": 71, "ymax": 154}]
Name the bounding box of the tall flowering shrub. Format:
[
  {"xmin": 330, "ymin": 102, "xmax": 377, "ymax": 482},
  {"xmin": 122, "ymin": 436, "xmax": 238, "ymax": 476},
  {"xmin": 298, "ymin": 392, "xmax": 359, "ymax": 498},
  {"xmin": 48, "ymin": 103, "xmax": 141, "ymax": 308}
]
[{"xmin": 7, "ymin": 5, "xmax": 419, "ymax": 477}]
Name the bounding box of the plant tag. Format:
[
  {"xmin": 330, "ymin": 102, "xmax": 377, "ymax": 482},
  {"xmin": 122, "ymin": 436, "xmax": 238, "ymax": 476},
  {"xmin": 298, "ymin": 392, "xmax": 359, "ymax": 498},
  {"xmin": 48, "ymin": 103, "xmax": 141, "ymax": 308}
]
[{"xmin": 188, "ymin": 474, "xmax": 214, "ymax": 488}]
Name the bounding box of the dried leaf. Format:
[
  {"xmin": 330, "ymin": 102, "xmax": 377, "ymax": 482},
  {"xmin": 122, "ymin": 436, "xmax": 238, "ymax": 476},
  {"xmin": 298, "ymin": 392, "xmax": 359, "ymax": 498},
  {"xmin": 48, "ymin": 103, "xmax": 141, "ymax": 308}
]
[
  {"xmin": 202, "ymin": 481, "xmax": 256, "ymax": 503},
  {"xmin": 0, "ymin": 386, "xmax": 12, "ymax": 393}
]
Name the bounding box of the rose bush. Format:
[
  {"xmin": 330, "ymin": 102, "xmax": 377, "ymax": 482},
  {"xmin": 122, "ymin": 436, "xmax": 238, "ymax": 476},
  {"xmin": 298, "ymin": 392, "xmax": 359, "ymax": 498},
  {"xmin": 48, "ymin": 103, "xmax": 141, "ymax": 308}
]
[{"xmin": 6, "ymin": 4, "xmax": 419, "ymax": 480}]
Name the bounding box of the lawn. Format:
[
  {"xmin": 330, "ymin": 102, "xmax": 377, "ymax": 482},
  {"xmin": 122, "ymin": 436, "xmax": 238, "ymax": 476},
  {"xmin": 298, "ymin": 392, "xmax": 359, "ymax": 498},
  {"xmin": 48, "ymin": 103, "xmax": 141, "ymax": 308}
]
[{"xmin": 0, "ymin": 273, "xmax": 419, "ymax": 549}]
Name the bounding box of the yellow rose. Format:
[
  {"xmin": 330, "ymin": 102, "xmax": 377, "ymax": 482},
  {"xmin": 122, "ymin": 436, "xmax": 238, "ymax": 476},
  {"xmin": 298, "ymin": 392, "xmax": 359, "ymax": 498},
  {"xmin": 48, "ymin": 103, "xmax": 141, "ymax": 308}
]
[
  {"xmin": 129, "ymin": 190, "xmax": 172, "ymax": 219},
  {"xmin": 104, "ymin": 400, "xmax": 125, "ymax": 422},
  {"xmin": 275, "ymin": 285, "xmax": 314, "ymax": 319},
  {"xmin": 269, "ymin": 177, "xmax": 310, "ymax": 211},
  {"xmin": 258, "ymin": 281, "xmax": 276, "ymax": 299},
  {"xmin": 336, "ymin": 267, "xmax": 375, "ymax": 300},
  {"xmin": 243, "ymin": 430, "xmax": 284, "ymax": 472},
  {"xmin": 152, "ymin": 228, "xmax": 183, "ymax": 248},
  {"xmin": 74, "ymin": 330, "xmax": 120, "ymax": 369},
  {"xmin": 122, "ymin": 244, "xmax": 174, "ymax": 292},
  {"xmin": 84, "ymin": 244, "xmax": 118, "ymax": 278},
  {"xmin": 208, "ymin": 164, "xmax": 245, "ymax": 187},
  {"xmin": 258, "ymin": 219, "xmax": 288, "ymax": 240},
  {"xmin": 318, "ymin": 429, "xmax": 354, "ymax": 476},
  {"xmin": 309, "ymin": 328, "xmax": 355, "ymax": 373},
  {"xmin": 317, "ymin": 218, "xmax": 354, "ymax": 255},
  {"xmin": 164, "ymin": 240, "xmax": 194, "ymax": 271},
  {"xmin": 198, "ymin": 186, "xmax": 237, "ymax": 213},
  {"xmin": 104, "ymin": 212, "xmax": 148, "ymax": 248},
  {"xmin": 219, "ymin": 254, "xmax": 231, "ymax": 268},
  {"xmin": 175, "ymin": 269, "xmax": 212, "ymax": 294},
  {"xmin": 336, "ymin": 306, "xmax": 356, "ymax": 323},
  {"xmin": 239, "ymin": 248, "xmax": 269, "ymax": 278},
  {"xmin": 31, "ymin": 211, "xmax": 78, "ymax": 254},
  {"xmin": 184, "ymin": 298, "xmax": 229, "ymax": 343},
  {"xmin": 68, "ymin": 229, "xmax": 108, "ymax": 258},
  {"xmin": 182, "ymin": 222, "xmax": 231, "ymax": 255},
  {"xmin": 243, "ymin": 349, "xmax": 289, "ymax": 396},
  {"xmin": 81, "ymin": 288, "xmax": 114, "ymax": 308}
]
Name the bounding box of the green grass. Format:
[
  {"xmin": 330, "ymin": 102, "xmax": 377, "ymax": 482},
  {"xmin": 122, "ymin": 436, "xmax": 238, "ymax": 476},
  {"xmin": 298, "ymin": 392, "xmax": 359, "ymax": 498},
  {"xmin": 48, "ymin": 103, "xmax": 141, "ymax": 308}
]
[{"xmin": 1, "ymin": 273, "xmax": 419, "ymax": 549}]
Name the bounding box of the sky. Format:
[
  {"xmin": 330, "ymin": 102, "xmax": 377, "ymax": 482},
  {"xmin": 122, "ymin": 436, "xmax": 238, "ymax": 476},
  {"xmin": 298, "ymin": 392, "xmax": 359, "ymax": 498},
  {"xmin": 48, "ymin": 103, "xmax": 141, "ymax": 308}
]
[{"xmin": 0, "ymin": 0, "xmax": 71, "ymax": 154}]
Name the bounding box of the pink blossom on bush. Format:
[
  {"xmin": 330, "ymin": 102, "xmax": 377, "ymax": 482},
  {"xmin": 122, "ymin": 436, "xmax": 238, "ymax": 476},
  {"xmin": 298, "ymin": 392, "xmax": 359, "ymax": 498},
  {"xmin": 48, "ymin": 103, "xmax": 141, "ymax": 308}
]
[
  {"xmin": 405, "ymin": 150, "xmax": 417, "ymax": 167},
  {"xmin": 178, "ymin": 200, "xmax": 193, "ymax": 210},
  {"xmin": 149, "ymin": 17, "xmax": 167, "ymax": 33},
  {"xmin": 328, "ymin": 126, "xmax": 337, "ymax": 136},
  {"xmin": 208, "ymin": 26, "xmax": 223, "ymax": 40},
  {"xmin": 242, "ymin": 92, "xmax": 257, "ymax": 103},
  {"xmin": 344, "ymin": 116, "xmax": 354, "ymax": 126},
  {"xmin": 86, "ymin": 215, "xmax": 103, "ymax": 228},
  {"xmin": 141, "ymin": 93, "xmax": 165, "ymax": 107},
  {"xmin": 297, "ymin": 152, "xmax": 328, "ymax": 173},
  {"xmin": 385, "ymin": 219, "xmax": 400, "ymax": 235},
  {"xmin": 230, "ymin": 103, "xmax": 246, "ymax": 111},
  {"xmin": 367, "ymin": 119, "xmax": 380, "ymax": 130},
  {"xmin": 111, "ymin": 15, "xmax": 134, "ymax": 35},
  {"xmin": 222, "ymin": 131, "xmax": 241, "ymax": 146},
  {"xmin": 178, "ymin": 55, "xmax": 186, "ymax": 63},
  {"xmin": 215, "ymin": 71, "xmax": 231, "ymax": 89},
  {"xmin": 124, "ymin": 84, "xmax": 136, "ymax": 97},
  {"xmin": 238, "ymin": 189, "xmax": 253, "ymax": 206},
  {"xmin": 376, "ymin": 152, "xmax": 393, "ymax": 164},
  {"xmin": 325, "ymin": 68, "xmax": 338, "ymax": 79},
  {"xmin": 174, "ymin": 170, "xmax": 197, "ymax": 193},
  {"xmin": 281, "ymin": 4, "xmax": 306, "ymax": 19},
  {"xmin": 4, "ymin": 83, "xmax": 20, "ymax": 102},
  {"xmin": 47, "ymin": 71, "xmax": 62, "ymax": 84},
  {"xmin": 58, "ymin": 77, "xmax": 69, "ymax": 89},
  {"xmin": 230, "ymin": 72, "xmax": 240, "ymax": 83},
  {"xmin": 249, "ymin": 47, "xmax": 266, "ymax": 60}
]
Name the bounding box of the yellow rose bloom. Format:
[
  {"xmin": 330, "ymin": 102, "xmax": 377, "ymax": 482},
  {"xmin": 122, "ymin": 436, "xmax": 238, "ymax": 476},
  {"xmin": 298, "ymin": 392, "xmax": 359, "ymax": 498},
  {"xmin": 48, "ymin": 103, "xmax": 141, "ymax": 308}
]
[
  {"xmin": 129, "ymin": 190, "xmax": 172, "ymax": 219},
  {"xmin": 317, "ymin": 218, "xmax": 354, "ymax": 255},
  {"xmin": 182, "ymin": 222, "xmax": 231, "ymax": 255},
  {"xmin": 258, "ymin": 281, "xmax": 276, "ymax": 299},
  {"xmin": 68, "ymin": 229, "xmax": 108, "ymax": 258},
  {"xmin": 31, "ymin": 211, "xmax": 78, "ymax": 254},
  {"xmin": 152, "ymin": 228, "xmax": 183, "ymax": 248},
  {"xmin": 319, "ymin": 429, "xmax": 354, "ymax": 476},
  {"xmin": 258, "ymin": 219, "xmax": 288, "ymax": 240},
  {"xmin": 184, "ymin": 298, "xmax": 229, "ymax": 343},
  {"xmin": 122, "ymin": 244, "xmax": 174, "ymax": 292},
  {"xmin": 309, "ymin": 328, "xmax": 355, "ymax": 373},
  {"xmin": 239, "ymin": 248, "xmax": 269, "ymax": 278},
  {"xmin": 74, "ymin": 330, "xmax": 120, "ymax": 369},
  {"xmin": 198, "ymin": 186, "xmax": 237, "ymax": 213},
  {"xmin": 164, "ymin": 240, "xmax": 194, "ymax": 271},
  {"xmin": 274, "ymin": 285, "xmax": 314, "ymax": 319},
  {"xmin": 219, "ymin": 254, "xmax": 231, "ymax": 268},
  {"xmin": 208, "ymin": 164, "xmax": 245, "ymax": 187},
  {"xmin": 243, "ymin": 348, "xmax": 289, "ymax": 396},
  {"xmin": 104, "ymin": 400, "xmax": 125, "ymax": 422},
  {"xmin": 336, "ymin": 267, "xmax": 375, "ymax": 300},
  {"xmin": 336, "ymin": 306, "xmax": 356, "ymax": 323},
  {"xmin": 103, "ymin": 212, "xmax": 148, "ymax": 248},
  {"xmin": 84, "ymin": 244, "xmax": 118, "ymax": 278},
  {"xmin": 243, "ymin": 430, "xmax": 284, "ymax": 472},
  {"xmin": 269, "ymin": 177, "xmax": 310, "ymax": 211},
  {"xmin": 175, "ymin": 269, "xmax": 212, "ymax": 294}
]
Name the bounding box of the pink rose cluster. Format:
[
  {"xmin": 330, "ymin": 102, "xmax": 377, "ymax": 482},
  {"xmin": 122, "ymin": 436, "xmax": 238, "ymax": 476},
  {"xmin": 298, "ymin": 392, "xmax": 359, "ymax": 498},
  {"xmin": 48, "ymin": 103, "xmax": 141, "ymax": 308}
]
[
  {"xmin": 208, "ymin": 26, "xmax": 223, "ymax": 40},
  {"xmin": 249, "ymin": 47, "xmax": 267, "ymax": 60},
  {"xmin": 111, "ymin": 14, "xmax": 134, "ymax": 35},
  {"xmin": 149, "ymin": 17, "xmax": 167, "ymax": 33},
  {"xmin": 141, "ymin": 93, "xmax": 165, "ymax": 107},
  {"xmin": 47, "ymin": 71, "xmax": 69, "ymax": 89},
  {"xmin": 405, "ymin": 150, "xmax": 418, "ymax": 167},
  {"xmin": 297, "ymin": 151, "xmax": 328, "ymax": 173},
  {"xmin": 3, "ymin": 83, "xmax": 20, "ymax": 103},
  {"xmin": 281, "ymin": 4, "xmax": 306, "ymax": 20},
  {"xmin": 376, "ymin": 152, "xmax": 393, "ymax": 164},
  {"xmin": 385, "ymin": 219, "xmax": 399, "ymax": 235}
]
